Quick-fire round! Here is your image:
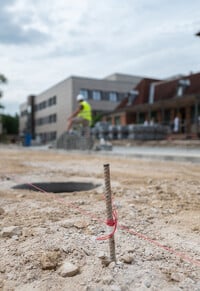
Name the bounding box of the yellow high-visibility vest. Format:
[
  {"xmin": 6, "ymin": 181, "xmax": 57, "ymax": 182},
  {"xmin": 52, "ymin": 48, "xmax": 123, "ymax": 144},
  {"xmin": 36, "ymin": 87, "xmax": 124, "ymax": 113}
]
[{"xmin": 78, "ymin": 101, "xmax": 92, "ymax": 125}]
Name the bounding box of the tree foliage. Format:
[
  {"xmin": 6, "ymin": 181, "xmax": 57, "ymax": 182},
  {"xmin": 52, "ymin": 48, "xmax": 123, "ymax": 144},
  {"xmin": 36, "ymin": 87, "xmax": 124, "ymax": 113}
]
[
  {"xmin": 2, "ymin": 114, "xmax": 19, "ymax": 134},
  {"xmin": 0, "ymin": 74, "xmax": 7, "ymax": 84},
  {"xmin": 0, "ymin": 73, "xmax": 8, "ymax": 108}
]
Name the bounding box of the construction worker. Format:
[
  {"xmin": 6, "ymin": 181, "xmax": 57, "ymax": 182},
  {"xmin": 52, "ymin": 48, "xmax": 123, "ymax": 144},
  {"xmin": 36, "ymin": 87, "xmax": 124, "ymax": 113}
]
[{"xmin": 67, "ymin": 94, "xmax": 92, "ymax": 136}]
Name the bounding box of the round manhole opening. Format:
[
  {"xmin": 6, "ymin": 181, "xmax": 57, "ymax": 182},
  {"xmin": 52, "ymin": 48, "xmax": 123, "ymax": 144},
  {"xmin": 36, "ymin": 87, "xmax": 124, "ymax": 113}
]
[{"xmin": 12, "ymin": 182, "xmax": 100, "ymax": 193}]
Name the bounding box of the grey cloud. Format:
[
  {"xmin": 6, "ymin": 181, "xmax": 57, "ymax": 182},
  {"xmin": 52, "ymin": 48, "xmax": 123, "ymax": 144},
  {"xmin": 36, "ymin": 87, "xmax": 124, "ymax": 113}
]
[
  {"xmin": 0, "ymin": 2, "xmax": 49, "ymax": 45},
  {"xmin": 47, "ymin": 40, "xmax": 104, "ymax": 58},
  {"xmin": 48, "ymin": 46, "xmax": 87, "ymax": 58},
  {"xmin": 1, "ymin": 0, "xmax": 15, "ymax": 6}
]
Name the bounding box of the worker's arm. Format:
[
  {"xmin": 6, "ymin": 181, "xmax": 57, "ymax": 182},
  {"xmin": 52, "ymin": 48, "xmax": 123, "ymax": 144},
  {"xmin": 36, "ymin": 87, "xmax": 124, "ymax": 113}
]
[{"xmin": 68, "ymin": 105, "xmax": 83, "ymax": 120}]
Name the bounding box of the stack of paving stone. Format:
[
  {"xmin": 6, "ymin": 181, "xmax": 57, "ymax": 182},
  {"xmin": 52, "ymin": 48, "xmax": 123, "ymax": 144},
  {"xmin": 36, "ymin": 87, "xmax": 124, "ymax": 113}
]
[
  {"xmin": 92, "ymin": 122, "xmax": 169, "ymax": 141},
  {"xmin": 56, "ymin": 132, "xmax": 94, "ymax": 150}
]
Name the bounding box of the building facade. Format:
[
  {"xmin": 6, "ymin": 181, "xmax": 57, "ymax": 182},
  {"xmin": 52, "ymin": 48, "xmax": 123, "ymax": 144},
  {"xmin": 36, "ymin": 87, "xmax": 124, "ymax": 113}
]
[
  {"xmin": 103, "ymin": 72, "xmax": 200, "ymax": 138},
  {"xmin": 19, "ymin": 73, "xmax": 143, "ymax": 143}
]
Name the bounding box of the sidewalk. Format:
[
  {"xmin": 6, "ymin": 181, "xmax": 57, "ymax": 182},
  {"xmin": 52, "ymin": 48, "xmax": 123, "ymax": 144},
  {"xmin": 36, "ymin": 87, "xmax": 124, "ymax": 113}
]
[
  {"xmin": 2, "ymin": 140, "xmax": 199, "ymax": 163},
  {"xmin": 94, "ymin": 140, "xmax": 200, "ymax": 163},
  {"xmin": 110, "ymin": 145, "xmax": 200, "ymax": 163}
]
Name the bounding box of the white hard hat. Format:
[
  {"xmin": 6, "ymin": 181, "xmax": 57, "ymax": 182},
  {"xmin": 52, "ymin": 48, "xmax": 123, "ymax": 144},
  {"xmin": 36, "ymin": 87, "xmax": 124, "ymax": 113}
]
[{"xmin": 76, "ymin": 94, "xmax": 84, "ymax": 101}]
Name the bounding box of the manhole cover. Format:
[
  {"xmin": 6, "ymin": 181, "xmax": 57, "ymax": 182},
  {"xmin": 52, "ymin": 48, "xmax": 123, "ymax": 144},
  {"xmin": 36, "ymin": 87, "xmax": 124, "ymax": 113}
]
[{"xmin": 12, "ymin": 182, "xmax": 100, "ymax": 193}]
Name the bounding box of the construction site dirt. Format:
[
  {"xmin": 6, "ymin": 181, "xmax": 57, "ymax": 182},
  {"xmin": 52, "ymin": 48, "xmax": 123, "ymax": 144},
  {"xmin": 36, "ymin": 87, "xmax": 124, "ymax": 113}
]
[{"xmin": 0, "ymin": 145, "xmax": 200, "ymax": 291}]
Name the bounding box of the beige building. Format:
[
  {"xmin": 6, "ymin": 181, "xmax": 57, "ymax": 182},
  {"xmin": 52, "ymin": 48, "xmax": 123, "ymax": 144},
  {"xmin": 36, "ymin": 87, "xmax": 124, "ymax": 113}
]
[{"xmin": 19, "ymin": 73, "xmax": 143, "ymax": 143}]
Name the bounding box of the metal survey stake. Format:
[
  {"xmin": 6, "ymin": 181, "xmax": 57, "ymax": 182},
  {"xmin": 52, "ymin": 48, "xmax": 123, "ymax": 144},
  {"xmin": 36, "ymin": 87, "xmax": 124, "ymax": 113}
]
[{"xmin": 103, "ymin": 164, "xmax": 116, "ymax": 262}]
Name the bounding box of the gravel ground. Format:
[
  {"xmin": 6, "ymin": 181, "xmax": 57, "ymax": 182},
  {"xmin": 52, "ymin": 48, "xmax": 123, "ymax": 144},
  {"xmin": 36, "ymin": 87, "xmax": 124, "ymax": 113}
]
[{"xmin": 0, "ymin": 145, "xmax": 200, "ymax": 291}]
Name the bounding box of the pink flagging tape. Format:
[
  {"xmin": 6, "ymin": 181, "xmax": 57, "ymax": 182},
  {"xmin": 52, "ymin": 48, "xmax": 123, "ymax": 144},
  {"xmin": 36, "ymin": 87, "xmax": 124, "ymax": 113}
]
[{"xmin": 96, "ymin": 208, "xmax": 118, "ymax": 241}]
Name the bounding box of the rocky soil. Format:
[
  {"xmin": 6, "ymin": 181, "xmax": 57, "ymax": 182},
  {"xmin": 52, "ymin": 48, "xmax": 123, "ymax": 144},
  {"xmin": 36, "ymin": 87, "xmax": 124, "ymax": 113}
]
[{"xmin": 0, "ymin": 145, "xmax": 200, "ymax": 291}]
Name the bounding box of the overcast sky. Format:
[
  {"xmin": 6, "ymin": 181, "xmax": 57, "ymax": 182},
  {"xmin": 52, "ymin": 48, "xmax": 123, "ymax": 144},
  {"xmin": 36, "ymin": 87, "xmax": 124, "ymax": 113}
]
[{"xmin": 0, "ymin": 0, "xmax": 200, "ymax": 115}]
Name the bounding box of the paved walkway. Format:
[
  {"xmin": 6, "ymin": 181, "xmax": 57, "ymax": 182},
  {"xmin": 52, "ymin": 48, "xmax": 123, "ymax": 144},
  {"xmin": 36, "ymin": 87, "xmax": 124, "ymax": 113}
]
[
  {"xmin": 5, "ymin": 141, "xmax": 199, "ymax": 164},
  {"xmin": 99, "ymin": 145, "xmax": 200, "ymax": 163}
]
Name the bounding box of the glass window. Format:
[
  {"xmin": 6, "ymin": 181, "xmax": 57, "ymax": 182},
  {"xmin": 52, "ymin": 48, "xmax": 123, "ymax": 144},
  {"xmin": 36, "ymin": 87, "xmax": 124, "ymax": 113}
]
[
  {"xmin": 52, "ymin": 96, "xmax": 57, "ymax": 105},
  {"xmin": 114, "ymin": 116, "xmax": 121, "ymax": 125},
  {"xmin": 80, "ymin": 89, "xmax": 88, "ymax": 100},
  {"xmin": 118, "ymin": 93, "xmax": 126, "ymax": 102},
  {"xmin": 48, "ymin": 114, "xmax": 57, "ymax": 123},
  {"xmin": 53, "ymin": 114, "xmax": 57, "ymax": 122},
  {"xmin": 92, "ymin": 90, "xmax": 101, "ymax": 101},
  {"xmin": 109, "ymin": 92, "xmax": 118, "ymax": 102},
  {"xmin": 106, "ymin": 117, "xmax": 112, "ymax": 124},
  {"xmin": 177, "ymin": 86, "xmax": 183, "ymax": 97},
  {"xmin": 48, "ymin": 97, "xmax": 55, "ymax": 106}
]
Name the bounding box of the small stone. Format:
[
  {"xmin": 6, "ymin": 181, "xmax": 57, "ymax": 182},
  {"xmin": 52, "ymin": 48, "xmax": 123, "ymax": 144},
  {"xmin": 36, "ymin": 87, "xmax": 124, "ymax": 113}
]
[
  {"xmin": 22, "ymin": 228, "xmax": 34, "ymax": 237},
  {"xmin": 102, "ymin": 275, "xmax": 113, "ymax": 285},
  {"xmin": 170, "ymin": 272, "xmax": 185, "ymax": 282},
  {"xmin": 0, "ymin": 279, "xmax": 4, "ymax": 288},
  {"xmin": 0, "ymin": 266, "xmax": 5, "ymax": 273},
  {"xmin": 58, "ymin": 261, "xmax": 79, "ymax": 277},
  {"xmin": 40, "ymin": 251, "xmax": 61, "ymax": 270},
  {"xmin": 98, "ymin": 254, "xmax": 111, "ymax": 267},
  {"xmin": 97, "ymin": 251, "xmax": 106, "ymax": 259},
  {"xmin": 120, "ymin": 254, "xmax": 134, "ymax": 264},
  {"xmin": 110, "ymin": 285, "xmax": 121, "ymax": 291},
  {"xmin": 144, "ymin": 280, "xmax": 151, "ymax": 288},
  {"xmin": 60, "ymin": 219, "xmax": 74, "ymax": 228},
  {"xmin": 17, "ymin": 194, "xmax": 25, "ymax": 198},
  {"xmin": 12, "ymin": 235, "xmax": 19, "ymax": 240},
  {"xmin": 109, "ymin": 262, "xmax": 116, "ymax": 269},
  {"xmin": 74, "ymin": 220, "xmax": 89, "ymax": 229},
  {"xmin": 192, "ymin": 226, "xmax": 199, "ymax": 232},
  {"xmin": 1, "ymin": 226, "xmax": 22, "ymax": 238},
  {"xmin": 0, "ymin": 208, "xmax": 5, "ymax": 215}
]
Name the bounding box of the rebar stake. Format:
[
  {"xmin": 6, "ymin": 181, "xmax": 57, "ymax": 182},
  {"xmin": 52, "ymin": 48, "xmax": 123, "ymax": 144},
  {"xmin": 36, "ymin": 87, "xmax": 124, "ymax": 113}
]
[{"xmin": 103, "ymin": 164, "xmax": 116, "ymax": 262}]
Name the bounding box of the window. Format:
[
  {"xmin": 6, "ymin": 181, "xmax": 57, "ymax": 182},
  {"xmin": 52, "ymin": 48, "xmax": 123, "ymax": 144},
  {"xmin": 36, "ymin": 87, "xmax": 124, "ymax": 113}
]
[
  {"xmin": 52, "ymin": 96, "xmax": 57, "ymax": 105},
  {"xmin": 177, "ymin": 79, "xmax": 190, "ymax": 97},
  {"xmin": 80, "ymin": 89, "xmax": 88, "ymax": 100},
  {"xmin": 92, "ymin": 90, "xmax": 101, "ymax": 101},
  {"xmin": 48, "ymin": 96, "xmax": 57, "ymax": 106},
  {"xmin": 118, "ymin": 93, "xmax": 127, "ymax": 102},
  {"xmin": 49, "ymin": 114, "xmax": 57, "ymax": 123},
  {"xmin": 52, "ymin": 114, "xmax": 57, "ymax": 123},
  {"xmin": 106, "ymin": 117, "xmax": 112, "ymax": 124},
  {"xmin": 114, "ymin": 116, "xmax": 121, "ymax": 125},
  {"xmin": 177, "ymin": 86, "xmax": 184, "ymax": 97},
  {"xmin": 127, "ymin": 90, "xmax": 138, "ymax": 105},
  {"xmin": 149, "ymin": 84, "xmax": 155, "ymax": 104},
  {"xmin": 109, "ymin": 92, "xmax": 118, "ymax": 102},
  {"xmin": 48, "ymin": 98, "xmax": 52, "ymax": 106},
  {"xmin": 21, "ymin": 110, "xmax": 28, "ymax": 117},
  {"xmin": 50, "ymin": 131, "xmax": 57, "ymax": 140}
]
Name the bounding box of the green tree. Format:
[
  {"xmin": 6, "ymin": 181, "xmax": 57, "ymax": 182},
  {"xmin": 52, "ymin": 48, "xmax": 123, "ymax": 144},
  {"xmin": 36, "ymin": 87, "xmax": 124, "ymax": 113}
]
[
  {"xmin": 2, "ymin": 114, "xmax": 19, "ymax": 134},
  {"xmin": 0, "ymin": 73, "xmax": 8, "ymax": 108}
]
